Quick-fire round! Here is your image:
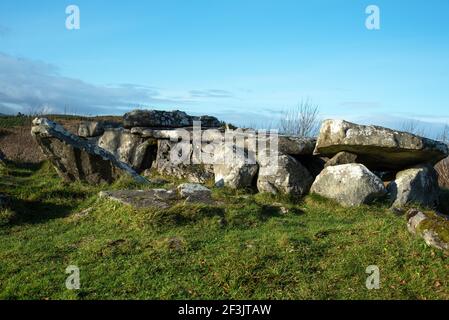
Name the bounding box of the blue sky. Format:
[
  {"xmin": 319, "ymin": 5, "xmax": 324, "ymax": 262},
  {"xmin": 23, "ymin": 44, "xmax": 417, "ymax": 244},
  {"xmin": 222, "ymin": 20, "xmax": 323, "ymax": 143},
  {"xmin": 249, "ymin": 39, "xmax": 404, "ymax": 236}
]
[{"xmin": 0, "ymin": 0, "xmax": 448, "ymax": 135}]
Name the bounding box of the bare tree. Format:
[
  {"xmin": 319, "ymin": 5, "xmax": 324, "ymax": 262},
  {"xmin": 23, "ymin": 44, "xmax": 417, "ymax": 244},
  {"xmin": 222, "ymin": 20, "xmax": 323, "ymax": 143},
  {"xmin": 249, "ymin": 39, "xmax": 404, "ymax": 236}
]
[
  {"xmin": 279, "ymin": 100, "xmax": 320, "ymax": 137},
  {"xmin": 401, "ymin": 119, "xmax": 426, "ymax": 137}
]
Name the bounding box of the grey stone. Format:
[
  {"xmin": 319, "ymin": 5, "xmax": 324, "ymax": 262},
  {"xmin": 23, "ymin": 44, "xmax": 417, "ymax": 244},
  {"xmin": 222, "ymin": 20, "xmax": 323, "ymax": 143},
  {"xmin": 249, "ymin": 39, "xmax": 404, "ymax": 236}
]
[
  {"xmin": 388, "ymin": 164, "xmax": 440, "ymax": 209},
  {"xmin": 310, "ymin": 164, "xmax": 387, "ymax": 207},
  {"xmin": 177, "ymin": 183, "xmax": 212, "ymax": 203},
  {"xmin": 98, "ymin": 128, "xmax": 157, "ymax": 172},
  {"xmin": 324, "ymin": 151, "xmax": 358, "ymax": 168},
  {"xmin": 31, "ymin": 118, "xmax": 149, "ymax": 185},
  {"xmin": 406, "ymin": 209, "xmax": 449, "ymax": 251},
  {"xmin": 314, "ymin": 119, "xmax": 449, "ymax": 171},
  {"xmin": 78, "ymin": 121, "xmax": 105, "ymax": 138},
  {"xmin": 151, "ymin": 139, "xmax": 214, "ymax": 183},
  {"xmin": 257, "ymin": 153, "xmax": 314, "ymax": 197},
  {"xmin": 213, "ymin": 145, "xmax": 258, "ymax": 189},
  {"xmin": 99, "ymin": 189, "xmax": 177, "ymax": 209},
  {"xmin": 123, "ymin": 109, "xmax": 221, "ymax": 129}
]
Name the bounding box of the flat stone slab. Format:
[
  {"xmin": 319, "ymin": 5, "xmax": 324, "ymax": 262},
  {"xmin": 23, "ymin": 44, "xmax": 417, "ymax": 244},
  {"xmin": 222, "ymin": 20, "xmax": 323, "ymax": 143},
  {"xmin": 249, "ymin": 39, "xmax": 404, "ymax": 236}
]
[
  {"xmin": 99, "ymin": 189, "xmax": 177, "ymax": 209},
  {"xmin": 314, "ymin": 120, "xmax": 449, "ymax": 171}
]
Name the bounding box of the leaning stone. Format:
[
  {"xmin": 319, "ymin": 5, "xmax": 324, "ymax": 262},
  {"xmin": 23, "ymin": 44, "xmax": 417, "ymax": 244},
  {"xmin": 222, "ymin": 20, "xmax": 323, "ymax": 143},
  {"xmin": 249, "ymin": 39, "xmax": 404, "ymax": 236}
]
[
  {"xmin": 123, "ymin": 109, "xmax": 221, "ymax": 129},
  {"xmin": 177, "ymin": 183, "xmax": 212, "ymax": 203},
  {"xmin": 257, "ymin": 153, "xmax": 313, "ymax": 197},
  {"xmin": 325, "ymin": 151, "xmax": 358, "ymax": 168},
  {"xmin": 31, "ymin": 118, "xmax": 148, "ymax": 185},
  {"xmin": 388, "ymin": 164, "xmax": 440, "ymax": 209},
  {"xmin": 314, "ymin": 119, "xmax": 449, "ymax": 171},
  {"xmin": 310, "ymin": 164, "xmax": 387, "ymax": 207},
  {"xmin": 99, "ymin": 189, "xmax": 177, "ymax": 209}
]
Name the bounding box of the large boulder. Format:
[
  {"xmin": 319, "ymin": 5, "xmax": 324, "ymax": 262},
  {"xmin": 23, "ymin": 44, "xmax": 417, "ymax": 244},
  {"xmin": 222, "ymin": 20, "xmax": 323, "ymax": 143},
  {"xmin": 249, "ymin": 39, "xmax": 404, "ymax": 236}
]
[
  {"xmin": 213, "ymin": 145, "xmax": 258, "ymax": 189},
  {"xmin": 98, "ymin": 128, "xmax": 156, "ymax": 172},
  {"xmin": 123, "ymin": 109, "xmax": 221, "ymax": 129},
  {"xmin": 151, "ymin": 140, "xmax": 214, "ymax": 183},
  {"xmin": 388, "ymin": 164, "xmax": 440, "ymax": 209},
  {"xmin": 31, "ymin": 118, "xmax": 148, "ymax": 185},
  {"xmin": 310, "ymin": 164, "xmax": 387, "ymax": 206},
  {"xmin": 257, "ymin": 153, "xmax": 313, "ymax": 197},
  {"xmin": 314, "ymin": 120, "xmax": 449, "ymax": 171}
]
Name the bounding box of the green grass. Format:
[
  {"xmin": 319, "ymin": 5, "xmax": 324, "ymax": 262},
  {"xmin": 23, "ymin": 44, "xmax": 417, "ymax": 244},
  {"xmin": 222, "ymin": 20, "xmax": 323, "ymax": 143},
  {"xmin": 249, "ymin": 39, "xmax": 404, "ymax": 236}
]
[{"xmin": 0, "ymin": 162, "xmax": 448, "ymax": 300}]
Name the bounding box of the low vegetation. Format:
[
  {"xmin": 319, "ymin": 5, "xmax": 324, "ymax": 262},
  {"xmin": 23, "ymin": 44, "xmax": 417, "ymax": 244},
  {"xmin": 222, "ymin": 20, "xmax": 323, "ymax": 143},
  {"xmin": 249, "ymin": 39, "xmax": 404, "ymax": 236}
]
[{"xmin": 1, "ymin": 161, "xmax": 448, "ymax": 300}]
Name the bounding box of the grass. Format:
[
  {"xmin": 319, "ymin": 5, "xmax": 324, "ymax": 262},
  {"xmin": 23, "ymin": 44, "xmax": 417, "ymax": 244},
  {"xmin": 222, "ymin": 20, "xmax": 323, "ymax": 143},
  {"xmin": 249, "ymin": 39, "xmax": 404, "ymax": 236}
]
[{"xmin": 0, "ymin": 162, "xmax": 448, "ymax": 300}]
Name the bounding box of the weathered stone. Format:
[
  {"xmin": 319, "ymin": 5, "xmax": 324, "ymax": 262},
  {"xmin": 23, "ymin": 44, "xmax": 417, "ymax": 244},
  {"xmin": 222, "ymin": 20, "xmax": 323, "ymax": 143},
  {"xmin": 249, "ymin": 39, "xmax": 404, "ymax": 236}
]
[
  {"xmin": 99, "ymin": 189, "xmax": 177, "ymax": 209},
  {"xmin": 257, "ymin": 153, "xmax": 313, "ymax": 197},
  {"xmin": 98, "ymin": 128, "xmax": 157, "ymax": 172},
  {"xmin": 277, "ymin": 136, "xmax": 316, "ymax": 155},
  {"xmin": 213, "ymin": 145, "xmax": 258, "ymax": 189},
  {"xmin": 388, "ymin": 164, "xmax": 440, "ymax": 209},
  {"xmin": 151, "ymin": 139, "xmax": 214, "ymax": 183},
  {"xmin": 325, "ymin": 151, "xmax": 358, "ymax": 168},
  {"xmin": 314, "ymin": 120, "xmax": 449, "ymax": 171},
  {"xmin": 406, "ymin": 209, "xmax": 449, "ymax": 251},
  {"xmin": 310, "ymin": 164, "xmax": 387, "ymax": 207},
  {"xmin": 123, "ymin": 109, "xmax": 221, "ymax": 129},
  {"xmin": 31, "ymin": 118, "xmax": 148, "ymax": 185},
  {"xmin": 177, "ymin": 183, "xmax": 212, "ymax": 203},
  {"xmin": 78, "ymin": 121, "xmax": 104, "ymax": 138}
]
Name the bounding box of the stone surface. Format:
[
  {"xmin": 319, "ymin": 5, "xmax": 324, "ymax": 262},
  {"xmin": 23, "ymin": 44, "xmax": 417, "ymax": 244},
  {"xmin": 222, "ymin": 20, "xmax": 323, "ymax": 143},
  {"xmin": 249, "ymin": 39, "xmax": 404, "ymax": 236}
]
[
  {"xmin": 277, "ymin": 136, "xmax": 316, "ymax": 156},
  {"xmin": 31, "ymin": 118, "xmax": 149, "ymax": 185},
  {"xmin": 78, "ymin": 121, "xmax": 105, "ymax": 138},
  {"xmin": 98, "ymin": 128, "xmax": 157, "ymax": 172},
  {"xmin": 310, "ymin": 164, "xmax": 387, "ymax": 207},
  {"xmin": 406, "ymin": 209, "xmax": 449, "ymax": 251},
  {"xmin": 123, "ymin": 109, "xmax": 221, "ymax": 129},
  {"xmin": 257, "ymin": 153, "xmax": 314, "ymax": 197},
  {"xmin": 324, "ymin": 151, "xmax": 358, "ymax": 168},
  {"xmin": 213, "ymin": 145, "xmax": 258, "ymax": 189},
  {"xmin": 388, "ymin": 164, "xmax": 440, "ymax": 209},
  {"xmin": 177, "ymin": 183, "xmax": 212, "ymax": 203},
  {"xmin": 314, "ymin": 119, "xmax": 449, "ymax": 171},
  {"xmin": 151, "ymin": 139, "xmax": 214, "ymax": 183},
  {"xmin": 99, "ymin": 189, "xmax": 177, "ymax": 209}
]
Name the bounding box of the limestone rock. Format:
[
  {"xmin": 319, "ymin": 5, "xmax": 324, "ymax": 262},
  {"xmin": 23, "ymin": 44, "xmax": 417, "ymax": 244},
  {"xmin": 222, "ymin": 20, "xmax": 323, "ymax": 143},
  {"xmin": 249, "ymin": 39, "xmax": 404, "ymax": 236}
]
[
  {"xmin": 213, "ymin": 145, "xmax": 258, "ymax": 189},
  {"xmin": 98, "ymin": 128, "xmax": 157, "ymax": 172},
  {"xmin": 388, "ymin": 164, "xmax": 440, "ymax": 209},
  {"xmin": 257, "ymin": 153, "xmax": 313, "ymax": 197},
  {"xmin": 325, "ymin": 151, "xmax": 358, "ymax": 168},
  {"xmin": 99, "ymin": 189, "xmax": 177, "ymax": 209},
  {"xmin": 177, "ymin": 183, "xmax": 212, "ymax": 203},
  {"xmin": 406, "ymin": 209, "xmax": 449, "ymax": 251},
  {"xmin": 123, "ymin": 109, "xmax": 221, "ymax": 129},
  {"xmin": 151, "ymin": 139, "xmax": 214, "ymax": 183},
  {"xmin": 31, "ymin": 118, "xmax": 148, "ymax": 185},
  {"xmin": 310, "ymin": 164, "xmax": 387, "ymax": 206},
  {"xmin": 314, "ymin": 120, "xmax": 449, "ymax": 171}
]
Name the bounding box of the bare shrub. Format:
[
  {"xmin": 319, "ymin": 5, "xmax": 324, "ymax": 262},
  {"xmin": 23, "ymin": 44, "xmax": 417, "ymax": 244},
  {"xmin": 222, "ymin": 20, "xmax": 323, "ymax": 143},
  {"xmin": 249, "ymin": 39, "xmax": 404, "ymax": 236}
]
[
  {"xmin": 401, "ymin": 119, "xmax": 426, "ymax": 137},
  {"xmin": 279, "ymin": 100, "xmax": 320, "ymax": 137}
]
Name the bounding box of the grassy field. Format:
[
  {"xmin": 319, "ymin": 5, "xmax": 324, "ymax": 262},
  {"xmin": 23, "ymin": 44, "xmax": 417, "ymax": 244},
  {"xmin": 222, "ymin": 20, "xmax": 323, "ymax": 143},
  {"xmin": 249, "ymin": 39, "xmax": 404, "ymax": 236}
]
[{"xmin": 0, "ymin": 161, "xmax": 448, "ymax": 300}]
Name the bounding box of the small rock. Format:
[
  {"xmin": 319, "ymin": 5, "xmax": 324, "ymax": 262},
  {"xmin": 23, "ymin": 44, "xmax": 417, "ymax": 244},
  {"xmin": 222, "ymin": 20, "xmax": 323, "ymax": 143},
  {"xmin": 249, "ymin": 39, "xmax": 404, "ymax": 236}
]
[
  {"xmin": 99, "ymin": 189, "xmax": 177, "ymax": 209},
  {"xmin": 177, "ymin": 183, "xmax": 212, "ymax": 203}
]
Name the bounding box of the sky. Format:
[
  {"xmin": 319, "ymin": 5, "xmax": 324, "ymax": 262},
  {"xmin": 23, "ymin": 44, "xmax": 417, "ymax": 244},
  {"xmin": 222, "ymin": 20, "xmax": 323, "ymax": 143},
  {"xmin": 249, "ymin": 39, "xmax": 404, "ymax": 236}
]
[{"xmin": 0, "ymin": 0, "xmax": 448, "ymax": 136}]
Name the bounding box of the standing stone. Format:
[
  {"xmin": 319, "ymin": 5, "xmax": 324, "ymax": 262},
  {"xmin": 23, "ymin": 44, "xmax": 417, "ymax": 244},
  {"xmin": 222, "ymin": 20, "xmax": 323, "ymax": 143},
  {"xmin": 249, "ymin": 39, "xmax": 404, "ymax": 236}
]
[
  {"xmin": 213, "ymin": 145, "xmax": 258, "ymax": 189},
  {"xmin": 257, "ymin": 153, "xmax": 313, "ymax": 197},
  {"xmin": 314, "ymin": 120, "xmax": 449, "ymax": 171},
  {"xmin": 310, "ymin": 164, "xmax": 387, "ymax": 206},
  {"xmin": 31, "ymin": 118, "xmax": 148, "ymax": 185},
  {"xmin": 151, "ymin": 140, "xmax": 214, "ymax": 183},
  {"xmin": 388, "ymin": 164, "xmax": 440, "ymax": 209},
  {"xmin": 78, "ymin": 121, "xmax": 105, "ymax": 138},
  {"xmin": 98, "ymin": 128, "xmax": 156, "ymax": 172}
]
